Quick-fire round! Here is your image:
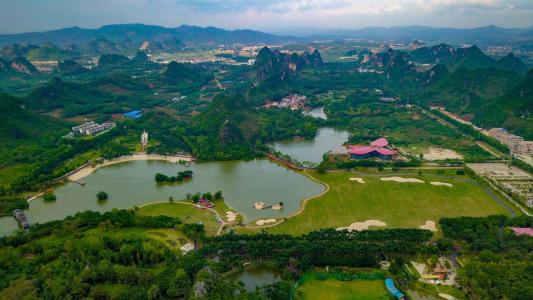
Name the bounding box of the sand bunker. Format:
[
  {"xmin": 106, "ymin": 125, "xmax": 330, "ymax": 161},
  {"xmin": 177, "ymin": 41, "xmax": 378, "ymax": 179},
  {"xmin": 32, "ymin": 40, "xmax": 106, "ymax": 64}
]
[
  {"xmin": 349, "ymin": 177, "xmax": 365, "ymax": 183},
  {"xmin": 272, "ymin": 204, "xmax": 283, "ymax": 210},
  {"xmin": 430, "ymin": 181, "xmax": 453, "ymax": 187},
  {"xmin": 337, "ymin": 220, "xmax": 387, "ymax": 232},
  {"xmin": 226, "ymin": 211, "xmax": 238, "ymax": 222},
  {"xmin": 254, "ymin": 202, "xmax": 265, "ymax": 209},
  {"xmin": 381, "ymin": 176, "xmax": 425, "ymax": 183},
  {"xmin": 419, "ymin": 220, "xmax": 438, "ymax": 232},
  {"xmin": 438, "ymin": 294, "xmax": 457, "ymax": 300},
  {"xmin": 422, "ymin": 147, "xmax": 463, "ymax": 161},
  {"xmin": 256, "ymin": 219, "xmax": 276, "ymax": 226}
]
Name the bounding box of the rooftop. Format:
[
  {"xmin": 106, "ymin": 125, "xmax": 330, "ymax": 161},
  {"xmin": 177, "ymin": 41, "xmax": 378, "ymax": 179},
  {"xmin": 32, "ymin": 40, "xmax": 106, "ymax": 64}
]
[{"xmin": 348, "ymin": 138, "xmax": 396, "ymax": 156}]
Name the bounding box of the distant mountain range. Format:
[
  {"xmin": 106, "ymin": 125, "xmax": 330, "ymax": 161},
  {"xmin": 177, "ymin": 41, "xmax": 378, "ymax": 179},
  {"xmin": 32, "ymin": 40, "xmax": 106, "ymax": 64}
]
[
  {"xmin": 3, "ymin": 24, "xmax": 533, "ymax": 52},
  {"xmin": 0, "ymin": 24, "xmax": 294, "ymax": 48},
  {"xmin": 276, "ymin": 25, "xmax": 533, "ymax": 45}
]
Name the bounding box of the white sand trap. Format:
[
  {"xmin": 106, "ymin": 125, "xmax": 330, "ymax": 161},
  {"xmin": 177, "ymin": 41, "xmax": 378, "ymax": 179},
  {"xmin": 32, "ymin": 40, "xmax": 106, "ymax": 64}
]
[
  {"xmin": 419, "ymin": 220, "xmax": 437, "ymax": 232},
  {"xmin": 422, "ymin": 147, "xmax": 463, "ymax": 161},
  {"xmin": 337, "ymin": 220, "xmax": 387, "ymax": 232},
  {"xmin": 381, "ymin": 176, "xmax": 425, "ymax": 183},
  {"xmin": 430, "ymin": 181, "xmax": 453, "ymax": 187},
  {"xmin": 349, "ymin": 177, "xmax": 365, "ymax": 183},
  {"xmin": 256, "ymin": 219, "xmax": 276, "ymax": 226},
  {"xmin": 226, "ymin": 211, "xmax": 238, "ymax": 222},
  {"xmin": 438, "ymin": 294, "xmax": 457, "ymax": 300}
]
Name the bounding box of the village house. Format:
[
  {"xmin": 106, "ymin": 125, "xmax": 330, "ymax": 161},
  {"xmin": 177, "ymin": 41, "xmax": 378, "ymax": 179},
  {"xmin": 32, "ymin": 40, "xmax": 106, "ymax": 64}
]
[
  {"xmin": 264, "ymin": 94, "xmax": 307, "ymax": 110},
  {"xmin": 488, "ymin": 128, "xmax": 533, "ymax": 156}
]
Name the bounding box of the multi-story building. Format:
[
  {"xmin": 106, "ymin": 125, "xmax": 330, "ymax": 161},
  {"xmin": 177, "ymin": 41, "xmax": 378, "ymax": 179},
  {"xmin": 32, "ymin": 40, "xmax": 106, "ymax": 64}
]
[
  {"xmin": 72, "ymin": 121, "xmax": 116, "ymax": 136},
  {"xmin": 488, "ymin": 128, "xmax": 532, "ymax": 156}
]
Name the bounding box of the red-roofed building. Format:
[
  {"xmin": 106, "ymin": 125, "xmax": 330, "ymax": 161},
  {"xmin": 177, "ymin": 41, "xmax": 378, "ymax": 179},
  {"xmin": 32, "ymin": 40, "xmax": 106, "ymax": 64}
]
[
  {"xmin": 510, "ymin": 227, "xmax": 533, "ymax": 237},
  {"xmin": 348, "ymin": 138, "xmax": 396, "ymax": 160}
]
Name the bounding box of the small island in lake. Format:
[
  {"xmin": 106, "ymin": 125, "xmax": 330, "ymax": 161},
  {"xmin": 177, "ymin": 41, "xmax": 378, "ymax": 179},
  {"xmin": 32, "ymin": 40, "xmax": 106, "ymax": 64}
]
[{"xmin": 155, "ymin": 170, "xmax": 194, "ymax": 183}]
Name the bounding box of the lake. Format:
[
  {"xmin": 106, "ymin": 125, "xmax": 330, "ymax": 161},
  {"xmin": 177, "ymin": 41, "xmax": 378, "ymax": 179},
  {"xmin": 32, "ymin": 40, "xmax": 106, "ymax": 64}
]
[
  {"xmin": 0, "ymin": 159, "xmax": 324, "ymax": 236},
  {"xmin": 272, "ymin": 127, "xmax": 350, "ymax": 164},
  {"xmin": 228, "ymin": 266, "xmax": 283, "ymax": 292}
]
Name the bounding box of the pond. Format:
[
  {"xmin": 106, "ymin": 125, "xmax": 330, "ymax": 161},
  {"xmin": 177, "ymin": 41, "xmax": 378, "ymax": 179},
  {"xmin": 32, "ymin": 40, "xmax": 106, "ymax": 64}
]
[
  {"xmin": 228, "ymin": 266, "xmax": 283, "ymax": 292},
  {"xmin": 0, "ymin": 217, "xmax": 19, "ymax": 237},
  {"xmin": 272, "ymin": 127, "xmax": 350, "ymax": 164},
  {"xmin": 0, "ymin": 159, "xmax": 324, "ymax": 236}
]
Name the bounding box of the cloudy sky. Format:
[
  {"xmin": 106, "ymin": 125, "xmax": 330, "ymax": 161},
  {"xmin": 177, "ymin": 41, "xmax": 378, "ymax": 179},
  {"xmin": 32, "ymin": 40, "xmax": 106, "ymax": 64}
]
[{"xmin": 1, "ymin": 0, "xmax": 532, "ymax": 34}]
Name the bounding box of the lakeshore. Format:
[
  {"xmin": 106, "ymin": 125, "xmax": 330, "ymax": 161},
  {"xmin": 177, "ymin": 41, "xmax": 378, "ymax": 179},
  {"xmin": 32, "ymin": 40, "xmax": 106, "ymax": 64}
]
[{"xmin": 67, "ymin": 153, "xmax": 193, "ymax": 181}]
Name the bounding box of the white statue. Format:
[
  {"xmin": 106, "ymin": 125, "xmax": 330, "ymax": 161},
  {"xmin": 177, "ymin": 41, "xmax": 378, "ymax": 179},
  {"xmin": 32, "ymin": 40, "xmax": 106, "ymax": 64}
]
[{"xmin": 141, "ymin": 130, "xmax": 149, "ymax": 152}]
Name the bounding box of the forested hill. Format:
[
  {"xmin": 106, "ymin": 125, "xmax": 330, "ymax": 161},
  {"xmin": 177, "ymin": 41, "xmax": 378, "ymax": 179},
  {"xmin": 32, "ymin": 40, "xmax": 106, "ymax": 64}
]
[
  {"xmin": 361, "ymin": 44, "xmax": 529, "ymax": 75},
  {"xmin": 473, "ymin": 69, "xmax": 533, "ymax": 139},
  {"xmin": 0, "ymin": 24, "xmax": 294, "ymax": 47},
  {"xmin": 254, "ymin": 47, "xmax": 323, "ymax": 84},
  {"xmin": 0, "ymin": 57, "xmax": 38, "ymax": 76},
  {"xmin": 0, "ymin": 93, "xmax": 65, "ymax": 146}
]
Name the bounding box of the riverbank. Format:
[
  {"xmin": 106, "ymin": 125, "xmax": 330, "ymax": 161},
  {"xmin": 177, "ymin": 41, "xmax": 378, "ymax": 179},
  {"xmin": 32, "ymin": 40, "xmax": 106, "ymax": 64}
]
[{"xmin": 67, "ymin": 153, "xmax": 193, "ymax": 181}]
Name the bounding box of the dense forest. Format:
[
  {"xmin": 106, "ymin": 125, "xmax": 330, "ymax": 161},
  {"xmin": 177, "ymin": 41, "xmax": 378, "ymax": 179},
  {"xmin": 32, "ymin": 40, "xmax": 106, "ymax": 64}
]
[{"xmin": 1, "ymin": 210, "xmax": 531, "ymax": 299}]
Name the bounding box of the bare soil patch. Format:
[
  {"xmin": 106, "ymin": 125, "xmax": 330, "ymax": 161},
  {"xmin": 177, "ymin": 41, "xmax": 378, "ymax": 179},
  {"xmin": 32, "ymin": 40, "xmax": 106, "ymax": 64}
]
[{"xmin": 423, "ymin": 147, "xmax": 463, "ymax": 160}]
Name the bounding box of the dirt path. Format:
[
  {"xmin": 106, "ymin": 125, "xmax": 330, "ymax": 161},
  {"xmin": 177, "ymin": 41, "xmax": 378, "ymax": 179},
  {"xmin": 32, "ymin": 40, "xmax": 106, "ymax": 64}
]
[{"xmin": 138, "ymin": 201, "xmax": 229, "ymax": 236}]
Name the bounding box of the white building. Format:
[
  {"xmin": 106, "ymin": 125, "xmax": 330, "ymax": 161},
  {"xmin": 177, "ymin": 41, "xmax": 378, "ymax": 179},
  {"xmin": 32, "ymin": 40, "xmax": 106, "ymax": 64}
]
[{"xmin": 72, "ymin": 121, "xmax": 115, "ymax": 136}]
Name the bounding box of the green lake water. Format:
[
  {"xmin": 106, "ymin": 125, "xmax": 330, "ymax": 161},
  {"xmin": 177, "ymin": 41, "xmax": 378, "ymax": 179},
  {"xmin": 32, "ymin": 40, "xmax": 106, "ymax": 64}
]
[
  {"xmin": 272, "ymin": 127, "xmax": 349, "ymax": 164},
  {"xmin": 0, "ymin": 159, "xmax": 324, "ymax": 236},
  {"xmin": 228, "ymin": 266, "xmax": 283, "ymax": 292}
]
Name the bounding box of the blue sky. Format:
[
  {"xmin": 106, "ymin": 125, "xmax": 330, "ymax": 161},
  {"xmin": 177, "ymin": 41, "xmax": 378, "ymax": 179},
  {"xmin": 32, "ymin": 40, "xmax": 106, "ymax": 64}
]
[{"xmin": 1, "ymin": 0, "xmax": 532, "ymax": 33}]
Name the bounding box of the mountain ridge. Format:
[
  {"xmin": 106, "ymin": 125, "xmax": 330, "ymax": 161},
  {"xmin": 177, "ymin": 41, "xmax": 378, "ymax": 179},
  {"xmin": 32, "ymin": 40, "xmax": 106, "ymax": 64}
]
[{"xmin": 0, "ymin": 23, "xmax": 295, "ymax": 47}]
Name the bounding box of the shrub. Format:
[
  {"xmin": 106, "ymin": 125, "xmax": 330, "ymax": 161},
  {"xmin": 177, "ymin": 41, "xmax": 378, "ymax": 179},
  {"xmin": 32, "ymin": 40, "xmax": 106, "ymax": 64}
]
[
  {"xmin": 42, "ymin": 193, "xmax": 56, "ymax": 202},
  {"xmin": 96, "ymin": 191, "xmax": 108, "ymax": 200}
]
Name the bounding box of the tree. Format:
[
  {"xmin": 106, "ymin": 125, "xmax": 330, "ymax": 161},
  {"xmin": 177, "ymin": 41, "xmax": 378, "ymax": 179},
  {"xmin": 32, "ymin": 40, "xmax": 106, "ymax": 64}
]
[
  {"xmin": 155, "ymin": 173, "xmax": 168, "ymax": 183},
  {"xmin": 186, "ymin": 193, "xmax": 192, "ymax": 200},
  {"xmin": 146, "ymin": 284, "xmax": 160, "ymax": 300},
  {"xmin": 96, "ymin": 191, "xmax": 108, "ymax": 201},
  {"xmin": 191, "ymin": 194, "xmax": 200, "ymax": 203},
  {"xmin": 202, "ymin": 192, "xmax": 213, "ymax": 201},
  {"xmin": 214, "ymin": 190, "xmax": 222, "ymax": 200},
  {"xmin": 43, "ymin": 192, "xmax": 56, "ymax": 202}
]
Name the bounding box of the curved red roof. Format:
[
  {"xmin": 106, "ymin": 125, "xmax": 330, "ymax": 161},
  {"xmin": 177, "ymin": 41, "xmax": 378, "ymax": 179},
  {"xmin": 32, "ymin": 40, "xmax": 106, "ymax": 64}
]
[
  {"xmin": 370, "ymin": 138, "xmax": 389, "ymax": 147},
  {"xmin": 348, "ymin": 145, "xmax": 396, "ymax": 156},
  {"xmin": 348, "ymin": 138, "xmax": 396, "ymax": 157}
]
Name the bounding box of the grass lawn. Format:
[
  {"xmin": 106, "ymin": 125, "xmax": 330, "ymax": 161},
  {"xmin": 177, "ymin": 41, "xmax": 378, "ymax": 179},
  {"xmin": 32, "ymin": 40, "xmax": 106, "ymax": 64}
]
[
  {"xmin": 266, "ymin": 170, "xmax": 513, "ymax": 235},
  {"xmin": 295, "ymin": 278, "xmax": 389, "ymax": 300},
  {"xmin": 137, "ymin": 200, "xmax": 226, "ymax": 236}
]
